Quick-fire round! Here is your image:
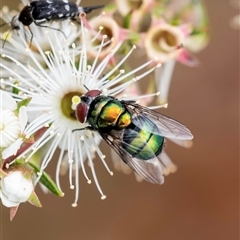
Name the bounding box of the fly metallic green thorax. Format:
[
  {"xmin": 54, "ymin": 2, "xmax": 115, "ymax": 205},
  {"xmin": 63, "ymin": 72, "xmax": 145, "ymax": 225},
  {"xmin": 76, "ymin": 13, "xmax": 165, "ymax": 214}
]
[
  {"xmin": 88, "ymin": 96, "xmax": 132, "ymax": 130},
  {"xmin": 88, "ymin": 96, "xmax": 164, "ymax": 160}
]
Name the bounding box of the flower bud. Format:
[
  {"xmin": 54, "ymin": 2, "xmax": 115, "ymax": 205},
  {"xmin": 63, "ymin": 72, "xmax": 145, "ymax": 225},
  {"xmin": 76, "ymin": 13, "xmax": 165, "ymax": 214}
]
[{"xmin": 0, "ymin": 171, "xmax": 34, "ymax": 207}]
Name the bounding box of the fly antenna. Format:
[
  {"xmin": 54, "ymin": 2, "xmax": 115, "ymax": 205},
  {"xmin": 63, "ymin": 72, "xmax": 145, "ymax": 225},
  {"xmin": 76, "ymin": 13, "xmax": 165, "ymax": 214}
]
[
  {"xmin": 1, "ymin": 15, "xmax": 21, "ymax": 48},
  {"xmin": 80, "ymin": 5, "xmax": 105, "ymax": 14}
]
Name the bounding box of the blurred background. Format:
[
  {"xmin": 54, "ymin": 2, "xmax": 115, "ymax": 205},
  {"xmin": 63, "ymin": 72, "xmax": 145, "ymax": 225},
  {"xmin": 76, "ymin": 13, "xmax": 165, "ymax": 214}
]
[{"xmin": 0, "ymin": 0, "xmax": 239, "ymax": 240}]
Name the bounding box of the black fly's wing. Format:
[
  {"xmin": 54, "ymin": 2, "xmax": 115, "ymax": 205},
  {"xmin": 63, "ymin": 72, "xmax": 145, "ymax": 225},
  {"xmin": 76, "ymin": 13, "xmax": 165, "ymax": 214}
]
[
  {"xmin": 122, "ymin": 100, "xmax": 193, "ymax": 140},
  {"xmin": 100, "ymin": 130, "xmax": 164, "ymax": 185},
  {"xmin": 30, "ymin": 0, "xmax": 78, "ymax": 20}
]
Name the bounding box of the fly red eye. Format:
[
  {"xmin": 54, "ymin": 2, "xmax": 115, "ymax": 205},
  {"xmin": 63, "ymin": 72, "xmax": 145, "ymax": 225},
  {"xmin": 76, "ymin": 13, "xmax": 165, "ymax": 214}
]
[
  {"xmin": 75, "ymin": 103, "xmax": 88, "ymax": 123},
  {"xmin": 85, "ymin": 90, "xmax": 101, "ymax": 97}
]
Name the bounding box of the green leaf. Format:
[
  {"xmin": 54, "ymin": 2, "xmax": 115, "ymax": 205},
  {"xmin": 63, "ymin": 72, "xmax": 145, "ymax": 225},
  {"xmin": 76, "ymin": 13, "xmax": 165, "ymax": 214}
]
[
  {"xmin": 104, "ymin": 3, "xmax": 116, "ymax": 12},
  {"xmin": 129, "ymin": 32, "xmax": 140, "ymax": 43},
  {"xmin": 16, "ymin": 97, "xmax": 32, "ymax": 112},
  {"xmin": 12, "ymin": 81, "xmax": 20, "ymax": 95},
  {"xmin": 15, "ymin": 158, "xmax": 25, "ymax": 165},
  {"xmin": 28, "ymin": 162, "xmax": 64, "ymax": 197},
  {"xmin": 123, "ymin": 13, "xmax": 131, "ymax": 29},
  {"xmin": 28, "ymin": 191, "xmax": 42, "ymax": 208}
]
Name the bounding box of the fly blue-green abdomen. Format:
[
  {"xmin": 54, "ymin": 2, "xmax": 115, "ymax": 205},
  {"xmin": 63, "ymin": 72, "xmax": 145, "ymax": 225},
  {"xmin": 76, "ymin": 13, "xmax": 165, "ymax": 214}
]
[{"xmin": 122, "ymin": 115, "xmax": 164, "ymax": 160}]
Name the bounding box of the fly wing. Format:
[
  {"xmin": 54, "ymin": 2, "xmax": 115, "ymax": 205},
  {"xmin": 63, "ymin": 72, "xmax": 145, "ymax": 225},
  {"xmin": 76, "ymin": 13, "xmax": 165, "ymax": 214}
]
[
  {"xmin": 100, "ymin": 130, "xmax": 164, "ymax": 184},
  {"xmin": 123, "ymin": 101, "xmax": 193, "ymax": 140}
]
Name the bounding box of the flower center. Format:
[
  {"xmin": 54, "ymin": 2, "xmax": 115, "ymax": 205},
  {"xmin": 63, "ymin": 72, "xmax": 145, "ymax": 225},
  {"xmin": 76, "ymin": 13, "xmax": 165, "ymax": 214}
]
[
  {"xmin": 93, "ymin": 26, "xmax": 113, "ymax": 48},
  {"xmin": 61, "ymin": 92, "xmax": 82, "ymax": 121},
  {"xmin": 153, "ymin": 30, "xmax": 178, "ymax": 52},
  {"xmin": 161, "ymin": 31, "xmax": 177, "ymax": 46}
]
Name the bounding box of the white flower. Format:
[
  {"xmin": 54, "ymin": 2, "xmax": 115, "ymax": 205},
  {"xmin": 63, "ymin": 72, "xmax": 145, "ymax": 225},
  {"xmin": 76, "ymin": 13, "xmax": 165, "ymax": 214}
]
[
  {"xmin": 0, "ymin": 4, "xmax": 82, "ymax": 95},
  {"xmin": 1, "ymin": 16, "xmax": 159, "ymax": 206},
  {"xmin": 0, "ymin": 171, "xmax": 33, "ymax": 207},
  {"xmin": 0, "ymin": 90, "xmax": 28, "ymax": 159}
]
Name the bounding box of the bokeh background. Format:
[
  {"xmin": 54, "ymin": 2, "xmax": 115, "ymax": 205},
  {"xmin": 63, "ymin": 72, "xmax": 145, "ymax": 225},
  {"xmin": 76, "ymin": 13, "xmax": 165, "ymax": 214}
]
[{"xmin": 0, "ymin": 0, "xmax": 239, "ymax": 240}]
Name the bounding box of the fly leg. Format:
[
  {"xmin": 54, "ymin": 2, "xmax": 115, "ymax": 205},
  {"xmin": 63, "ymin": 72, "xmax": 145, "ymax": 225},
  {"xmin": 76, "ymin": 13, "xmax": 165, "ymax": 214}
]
[
  {"xmin": 72, "ymin": 126, "xmax": 95, "ymax": 132},
  {"xmin": 33, "ymin": 21, "xmax": 67, "ymax": 39}
]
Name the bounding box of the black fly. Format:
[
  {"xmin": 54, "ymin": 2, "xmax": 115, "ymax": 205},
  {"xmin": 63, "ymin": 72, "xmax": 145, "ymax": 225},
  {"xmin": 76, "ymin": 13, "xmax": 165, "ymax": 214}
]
[{"xmin": 1, "ymin": 0, "xmax": 104, "ymax": 47}]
